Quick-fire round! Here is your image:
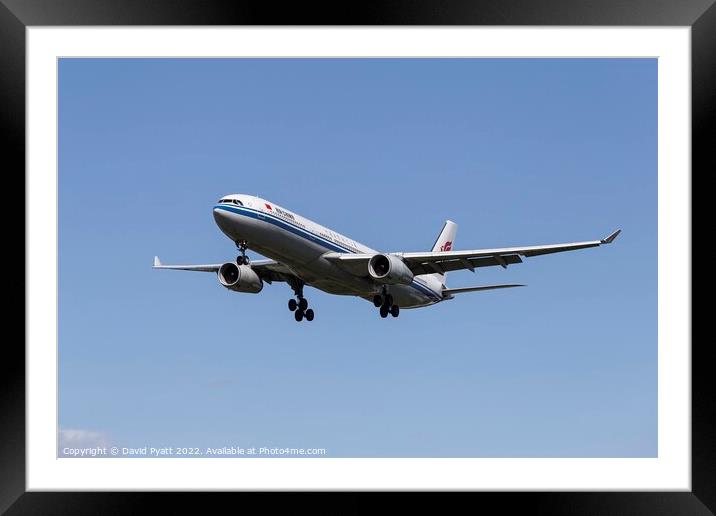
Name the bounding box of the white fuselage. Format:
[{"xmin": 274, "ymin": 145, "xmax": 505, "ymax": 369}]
[{"xmin": 212, "ymin": 194, "xmax": 444, "ymax": 308}]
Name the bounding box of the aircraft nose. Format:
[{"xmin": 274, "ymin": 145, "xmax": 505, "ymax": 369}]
[
  {"xmin": 213, "ymin": 205, "xmax": 231, "ymax": 228},
  {"xmin": 214, "ymin": 206, "xmax": 229, "ymax": 226},
  {"xmin": 214, "ymin": 205, "xmax": 240, "ymax": 238}
]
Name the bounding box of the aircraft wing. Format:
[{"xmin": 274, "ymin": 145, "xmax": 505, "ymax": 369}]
[
  {"xmin": 325, "ymin": 229, "xmax": 621, "ymax": 276},
  {"xmin": 152, "ymin": 256, "xmax": 296, "ymax": 284}
]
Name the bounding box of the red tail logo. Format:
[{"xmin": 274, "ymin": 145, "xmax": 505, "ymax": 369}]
[
  {"xmin": 440, "ymin": 241, "xmax": 452, "ymax": 252},
  {"xmin": 264, "ymin": 203, "xmax": 272, "ymax": 210}
]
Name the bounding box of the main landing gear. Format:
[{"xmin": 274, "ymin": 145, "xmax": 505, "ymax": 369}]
[
  {"xmin": 287, "ymin": 280, "xmax": 314, "ymax": 322},
  {"xmin": 235, "ymin": 240, "xmax": 250, "ymax": 265},
  {"xmin": 373, "ymin": 289, "xmax": 399, "ymax": 319}
]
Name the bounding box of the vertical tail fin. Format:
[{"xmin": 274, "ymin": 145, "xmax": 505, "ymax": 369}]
[{"xmin": 429, "ymin": 220, "xmax": 457, "ymax": 285}]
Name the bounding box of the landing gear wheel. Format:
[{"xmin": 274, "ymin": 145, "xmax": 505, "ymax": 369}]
[
  {"xmin": 379, "ymin": 305, "xmax": 389, "ymax": 318},
  {"xmin": 235, "ymin": 240, "xmax": 249, "ymax": 265},
  {"xmin": 373, "ymin": 295, "xmax": 382, "ymax": 308},
  {"xmin": 390, "ymin": 305, "xmax": 400, "ymax": 318},
  {"xmin": 305, "ymin": 309, "xmax": 314, "ymax": 322},
  {"xmin": 288, "ymin": 280, "xmax": 307, "ymax": 321}
]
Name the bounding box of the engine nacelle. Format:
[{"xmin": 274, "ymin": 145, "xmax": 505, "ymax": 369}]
[
  {"xmin": 368, "ymin": 253, "xmax": 414, "ymax": 285},
  {"xmin": 217, "ymin": 263, "xmax": 263, "ymax": 293}
]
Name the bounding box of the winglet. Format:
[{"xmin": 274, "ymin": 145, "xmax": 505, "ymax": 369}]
[
  {"xmin": 601, "ymin": 229, "xmax": 621, "ymax": 244},
  {"xmin": 153, "ymin": 256, "xmax": 161, "ymax": 267}
]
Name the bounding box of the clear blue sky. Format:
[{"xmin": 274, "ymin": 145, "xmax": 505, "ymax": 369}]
[{"xmin": 59, "ymin": 58, "xmax": 656, "ymax": 457}]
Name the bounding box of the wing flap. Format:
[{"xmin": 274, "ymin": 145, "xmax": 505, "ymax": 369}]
[
  {"xmin": 152, "ymin": 256, "xmax": 221, "ymax": 272},
  {"xmin": 521, "ymin": 242, "xmax": 600, "ymax": 257},
  {"xmin": 443, "ymin": 284, "xmax": 525, "ymax": 295},
  {"xmin": 409, "ymin": 254, "xmax": 523, "ymax": 275},
  {"xmin": 252, "ymin": 260, "xmax": 297, "ymax": 284}
]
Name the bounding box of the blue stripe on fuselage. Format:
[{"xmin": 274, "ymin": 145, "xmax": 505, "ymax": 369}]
[{"xmin": 214, "ymin": 204, "xmax": 442, "ymax": 301}]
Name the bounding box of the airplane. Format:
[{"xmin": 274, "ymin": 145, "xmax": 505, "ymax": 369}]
[{"xmin": 153, "ymin": 194, "xmax": 621, "ymax": 322}]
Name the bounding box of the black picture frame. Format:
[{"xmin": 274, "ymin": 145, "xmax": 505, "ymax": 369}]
[{"xmin": 3, "ymin": 1, "xmax": 710, "ymax": 513}]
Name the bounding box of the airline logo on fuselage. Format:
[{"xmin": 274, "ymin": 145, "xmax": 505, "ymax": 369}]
[{"xmin": 440, "ymin": 241, "xmax": 452, "ymax": 252}]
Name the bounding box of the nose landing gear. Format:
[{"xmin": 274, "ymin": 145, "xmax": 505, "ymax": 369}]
[{"xmin": 235, "ymin": 240, "xmax": 250, "ymax": 265}]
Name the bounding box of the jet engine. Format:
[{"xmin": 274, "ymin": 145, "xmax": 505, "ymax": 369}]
[
  {"xmin": 217, "ymin": 263, "xmax": 263, "ymax": 293},
  {"xmin": 367, "ymin": 253, "xmax": 414, "ymax": 285}
]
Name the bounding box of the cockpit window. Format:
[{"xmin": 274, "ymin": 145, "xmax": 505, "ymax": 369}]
[
  {"xmin": 218, "ymin": 199, "xmax": 243, "ymax": 205},
  {"xmin": 233, "ymin": 199, "xmax": 243, "ymax": 206}
]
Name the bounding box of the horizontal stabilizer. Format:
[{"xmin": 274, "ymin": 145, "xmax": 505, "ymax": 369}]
[{"xmin": 443, "ymin": 284, "xmax": 525, "ymax": 295}]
